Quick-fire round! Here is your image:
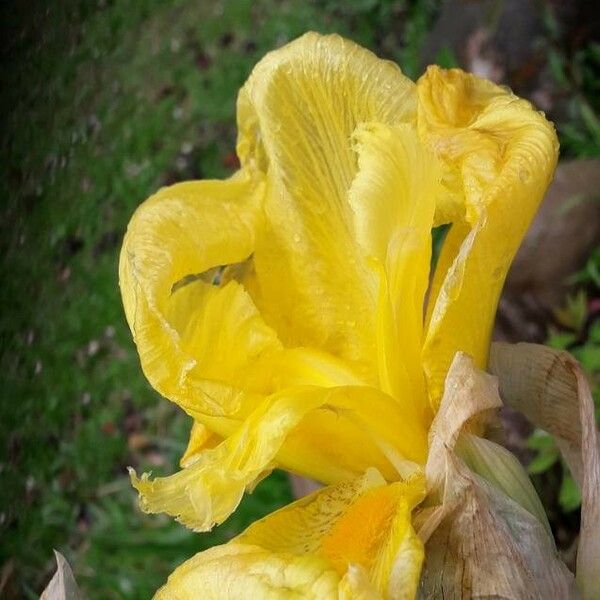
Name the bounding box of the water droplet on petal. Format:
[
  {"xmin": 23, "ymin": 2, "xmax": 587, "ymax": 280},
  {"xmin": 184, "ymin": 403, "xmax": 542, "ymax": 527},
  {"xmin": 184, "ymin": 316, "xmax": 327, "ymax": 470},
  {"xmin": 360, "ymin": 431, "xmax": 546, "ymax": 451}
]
[{"xmin": 519, "ymin": 168, "xmax": 530, "ymax": 183}]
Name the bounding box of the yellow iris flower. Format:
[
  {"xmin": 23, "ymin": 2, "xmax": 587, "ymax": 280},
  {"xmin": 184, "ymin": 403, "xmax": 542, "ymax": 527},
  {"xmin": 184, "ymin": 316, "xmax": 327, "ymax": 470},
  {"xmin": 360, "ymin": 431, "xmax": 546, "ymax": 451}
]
[{"xmin": 119, "ymin": 33, "xmax": 561, "ymax": 598}]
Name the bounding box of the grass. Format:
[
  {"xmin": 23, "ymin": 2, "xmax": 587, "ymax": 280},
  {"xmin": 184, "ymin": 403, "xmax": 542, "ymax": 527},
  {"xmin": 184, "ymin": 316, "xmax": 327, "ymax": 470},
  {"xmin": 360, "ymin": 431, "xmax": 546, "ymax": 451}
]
[
  {"xmin": 0, "ymin": 1, "xmax": 443, "ymax": 596},
  {"xmin": 0, "ymin": 0, "xmax": 597, "ymax": 598}
]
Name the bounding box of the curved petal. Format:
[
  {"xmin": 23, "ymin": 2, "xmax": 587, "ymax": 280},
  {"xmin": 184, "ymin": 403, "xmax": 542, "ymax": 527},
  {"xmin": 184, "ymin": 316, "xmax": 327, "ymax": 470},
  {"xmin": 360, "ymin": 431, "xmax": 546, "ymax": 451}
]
[
  {"xmin": 155, "ymin": 470, "xmax": 424, "ymax": 599},
  {"xmin": 237, "ymin": 32, "xmax": 416, "ymax": 375},
  {"xmin": 132, "ymin": 384, "xmax": 428, "ymax": 532},
  {"xmin": 236, "ymin": 468, "xmax": 389, "ymax": 547},
  {"xmin": 154, "ymin": 544, "xmax": 341, "ymax": 599},
  {"xmin": 349, "ymin": 122, "xmax": 441, "ymax": 422},
  {"xmin": 180, "ymin": 421, "xmax": 219, "ymax": 469},
  {"xmin": 130, "ymin": 387, "xmax": 334, "ymax": 532},
  {"xmin": 418, "ymin": 66, "xmax": 559, "ymax": 407},
  {"xmin": 278, "ymin": 385, "xmax": 428, "ymax": 484},
  {"xmin": 121, "ymin": 169, "xmax": 428, "ymax": 498},
  {"xmin": 119, "ymin": 173, "xmax": 282, "ymax": 422},
  {"xmin": 239, "ymin": 469, "xmax": 424, "ymax": 598}
]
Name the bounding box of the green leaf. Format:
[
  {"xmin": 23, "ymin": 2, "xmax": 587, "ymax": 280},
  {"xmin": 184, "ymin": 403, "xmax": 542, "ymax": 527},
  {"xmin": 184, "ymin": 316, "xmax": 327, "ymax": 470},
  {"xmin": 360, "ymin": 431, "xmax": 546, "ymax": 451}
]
[
  {"xmin": 559, "ymin": 474, "xmax": 582, "ymax": 512},
  {"xmin": 435, "ymin": 46, "xmax": 458, "ymax": 69},
  {"xmin": 546, "ymin": 329, "xmax": 577, "ymax": 350},
  {"xmin": 553, "ymin": 289, "xmax": 587, "ymax": 332},
  {"xmin": 573, "ymin": 344, "xmax": 600, "ymax": 373},
  {"xmin": 527, "ymin": 430, "xmax": 560, "ymax": 474}
]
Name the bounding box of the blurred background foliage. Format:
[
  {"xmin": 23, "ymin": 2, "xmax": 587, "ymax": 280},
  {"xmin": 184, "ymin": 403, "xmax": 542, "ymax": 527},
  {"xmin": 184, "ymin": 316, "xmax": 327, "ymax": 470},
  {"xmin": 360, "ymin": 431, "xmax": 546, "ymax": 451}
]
[{"xmin": 0, "ymin": 0, "xmax": 598, "ymax": 597}]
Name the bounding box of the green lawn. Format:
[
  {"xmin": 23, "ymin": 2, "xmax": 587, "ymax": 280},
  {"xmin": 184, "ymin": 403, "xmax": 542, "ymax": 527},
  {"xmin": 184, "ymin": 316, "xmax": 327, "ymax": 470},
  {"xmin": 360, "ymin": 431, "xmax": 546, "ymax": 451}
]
[
  {"xmin": 0, "ymin": 1, "xmax": 597, "ymax": 598},
  {"xmin": 0, "ymin": 2, "xmax": 442, "ymax": 596}
]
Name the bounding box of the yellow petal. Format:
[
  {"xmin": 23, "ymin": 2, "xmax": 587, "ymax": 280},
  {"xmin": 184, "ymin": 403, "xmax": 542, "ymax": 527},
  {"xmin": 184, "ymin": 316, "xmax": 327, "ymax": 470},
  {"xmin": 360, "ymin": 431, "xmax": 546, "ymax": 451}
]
[
  {"xmin": 243, "ymin": 345, "xmax": 365, "ymax": 392},
  {"xmin": 180, "ymin": 421, "xmax": 219, "ymax": 469},
  {"xmin": 320, "ymin": 481, "xmax": 423, "ymax": 597},
  {"xmin": 241, "ymin": 468, "xmax": 424, "ymax": 598},
  {"xmin": 154, "ymin": 544, "xmax": 341, "ymax": 599},
  {"xmin": 226, "ymin": 347, "xmax": 429, "ymax": 484},
  {"xmin": 132, "ymin": 384, "xmax": 428, "ymax": 532},
  {"xmin": 418, "ymin": 66, "xmax": 559, "ymax": 407},
  {"xmin": 237, "ymin": 32, "xmax": 416, "ymax": 376},
  {"xmin": 338, "ymin": 565, "xmax": 383, "ymax": 600},
  {"xmin": 130, "ymin": 387, "xmax": 331, "ymax": 532},
  {"xmin": 349, "ymin": 122, "xmax": 441, "ymax": 422},
  {"xmin": 236, "ymin": 468, "xmax": 388, "ymax": 552},
  {"xmin": 155, "ymin": 470, "xmax": 424, "ymax": 599},
  {"xmin": 279, "ymin": 385, "xmax": 427, "ymax": 483},
  {"xmin": 119, "ymin": 174, "xmax": 285, "ymax": 424},
  {"xmin": 169, "ymin": 279, "xmax": 281, "ymax": 391}
]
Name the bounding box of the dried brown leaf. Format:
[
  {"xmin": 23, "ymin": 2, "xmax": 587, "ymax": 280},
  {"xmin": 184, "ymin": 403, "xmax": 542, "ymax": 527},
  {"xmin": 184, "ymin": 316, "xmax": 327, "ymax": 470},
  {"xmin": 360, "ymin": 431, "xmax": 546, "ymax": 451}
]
[
  {"xmin": 419, "ymin": 450, "xmax": 575, "ymax": 599},
  {"xmin": 425, "ymin": 352, "xmax": 502, "ymax": 496},
  {"xmin": 40, "ymin": 551, "xmax": 82, "ymax": 600},
  {"xmin": 418, "ymin": 352, "xmax": 575, "ymax": 598},
  {"xmin": 490, "ymin": 342, "xmax": 600, "ymax": 599}
]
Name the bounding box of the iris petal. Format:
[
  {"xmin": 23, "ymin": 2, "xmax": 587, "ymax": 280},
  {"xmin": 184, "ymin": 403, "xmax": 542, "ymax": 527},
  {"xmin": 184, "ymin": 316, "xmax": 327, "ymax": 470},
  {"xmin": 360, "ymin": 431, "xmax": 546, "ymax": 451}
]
[
  {"xmin": 155, "ymin": 545, "xmax": 340, "ymax": 599},
  {"xmin": 132, "ymin": 385, "xmax": 428, "ymax": 532},
  {"xmin": 130, "ymin": 387, "xmax": 334, "ymax": 532},
  {"xmin": 237, "ymin": 32, "xmax": 416, "ymax": 376},
  {"xmin": 418, "ymin": 66, "xmax": 559, "ymax": 406},
  {"xmin": 349, "ymin": 122, "xmax": 441, "ymax": 423},
  {"xmin": 119, "ymin": 174, "xmax": 277, "ymax": 423},
  {"xmin": 154, "ymin": 469, "xmax": 424, "ymax": 599}
]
